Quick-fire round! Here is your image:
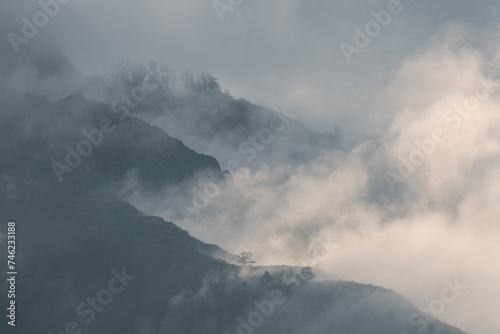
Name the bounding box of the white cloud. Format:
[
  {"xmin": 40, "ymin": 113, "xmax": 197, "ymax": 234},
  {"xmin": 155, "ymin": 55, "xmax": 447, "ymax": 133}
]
[{"xmin": 128, "ymin": 24, "xmax": 500, "ymax": 334}]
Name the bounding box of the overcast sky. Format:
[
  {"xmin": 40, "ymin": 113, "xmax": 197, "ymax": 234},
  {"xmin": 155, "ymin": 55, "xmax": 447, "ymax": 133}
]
[
  {"xmin": 1, "ymin": 0, "xmax": 499, "ymax": 142},
  {"xmin": 2, "ymin": 2, "xmax": 500, "ymax": 334}
]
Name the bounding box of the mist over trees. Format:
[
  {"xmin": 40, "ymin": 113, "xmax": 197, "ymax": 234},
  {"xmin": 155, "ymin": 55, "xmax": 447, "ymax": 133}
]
[{"xmin": 107, "ymin": 59, "xmax": 223, "ymax": 96}]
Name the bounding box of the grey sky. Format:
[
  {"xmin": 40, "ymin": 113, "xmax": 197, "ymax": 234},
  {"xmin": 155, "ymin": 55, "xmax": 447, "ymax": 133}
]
[
  {"xmin": 2, "ymin": 0, "xmax": 499, "ymax": 142},
  {"xmin": 2, "ymin": 2, "xmax": 500, "ymax": 334}
]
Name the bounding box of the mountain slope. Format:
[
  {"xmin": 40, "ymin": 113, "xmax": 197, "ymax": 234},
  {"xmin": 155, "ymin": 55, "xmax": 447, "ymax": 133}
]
[
  {"xmin": 94, "ymin": 65, "xmax": 343, "ymax": 170},
  {"xmin": 1, "ymin": 44, "xmax": 343, "ymax": 170},
  {"xmin": 0, "ymin": 48, "xmax": 468, "ymax": 334},
  {"xmin": 0, "ymin": 89, "xmax": 223, "ymax": 197},
  {"xmin": 0, "ymin": 186, "xmax": 466, "ymax": 334}
]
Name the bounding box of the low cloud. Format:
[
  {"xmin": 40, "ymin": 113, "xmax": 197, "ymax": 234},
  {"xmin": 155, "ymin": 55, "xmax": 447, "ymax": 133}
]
[{"xmin": 126, "ymin": 24, "xmax": 500, "ymax": 334}]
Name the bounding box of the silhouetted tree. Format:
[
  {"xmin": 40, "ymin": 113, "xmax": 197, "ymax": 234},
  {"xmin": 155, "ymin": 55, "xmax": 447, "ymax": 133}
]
[
  {"xmin": 299, "ymin": 267, "xmax": 316, "ymax": 283},
  {"xmin": 260, "ymin": 271, "xmax": 274, "ymax": 288},
  {"xmin": 237, "ymin": 252, "xmax": 256, "ymax": 266},
  {"xmin": 205, "ymin": 73, "xmax": 220, "ymax": 92}
]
